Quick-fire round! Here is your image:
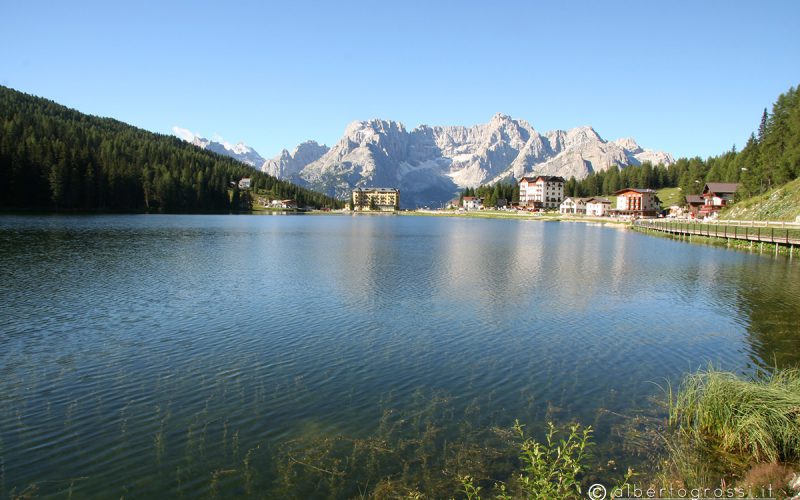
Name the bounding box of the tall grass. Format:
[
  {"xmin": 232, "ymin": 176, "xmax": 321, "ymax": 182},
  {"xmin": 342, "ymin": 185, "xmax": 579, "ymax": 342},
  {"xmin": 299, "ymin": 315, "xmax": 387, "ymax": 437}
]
[{"xmin": 668, "ymin": 368, "xmax": 800, "ymax": 463}]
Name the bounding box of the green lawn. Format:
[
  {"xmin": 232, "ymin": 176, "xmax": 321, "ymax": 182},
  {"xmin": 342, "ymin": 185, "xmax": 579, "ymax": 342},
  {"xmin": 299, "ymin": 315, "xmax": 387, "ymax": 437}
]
[{"xmin": 657, "ymin": 187, "xmax": 683, "ymax": 207}]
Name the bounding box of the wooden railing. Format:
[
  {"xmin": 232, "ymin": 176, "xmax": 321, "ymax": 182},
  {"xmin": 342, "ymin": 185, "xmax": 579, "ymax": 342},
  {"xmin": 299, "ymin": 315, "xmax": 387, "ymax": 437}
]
[{"xmin": 633, "ymin": 219, "xmax": 800, "ymax": 247}]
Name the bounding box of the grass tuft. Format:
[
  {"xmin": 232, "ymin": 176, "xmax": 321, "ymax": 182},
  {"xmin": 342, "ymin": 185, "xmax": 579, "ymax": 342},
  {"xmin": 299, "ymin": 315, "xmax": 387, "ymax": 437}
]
[{"xmin": 668, "ymin": 368, "xmax": 800, "ymax": 464}]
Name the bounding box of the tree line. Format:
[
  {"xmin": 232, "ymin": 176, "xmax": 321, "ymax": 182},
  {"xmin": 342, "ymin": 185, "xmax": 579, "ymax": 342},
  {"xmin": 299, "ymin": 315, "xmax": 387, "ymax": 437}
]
[
  {"xmin": 464, "ymin": 84, "xmax": 799, "ymax": 203},
  {"xmin": 460, "ymin": 183, "xmax": 520, "ymax": 207},
  {"xmin": 0, "ymin": 86, "xmax": 342, "ymax": 212}
]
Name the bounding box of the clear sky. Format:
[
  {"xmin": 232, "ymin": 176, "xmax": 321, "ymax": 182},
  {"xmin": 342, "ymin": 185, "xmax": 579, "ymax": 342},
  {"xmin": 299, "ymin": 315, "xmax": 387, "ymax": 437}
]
[{"xmin": 2, "ymin": 0, "xmax": 798, "ymax": 160}]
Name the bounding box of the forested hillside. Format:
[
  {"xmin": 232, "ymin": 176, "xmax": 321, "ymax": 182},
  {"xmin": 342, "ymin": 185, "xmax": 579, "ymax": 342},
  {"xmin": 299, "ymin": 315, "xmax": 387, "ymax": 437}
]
[{"xmin": 0, "ymin": 86, "xmax": 342, "ymax": 211}]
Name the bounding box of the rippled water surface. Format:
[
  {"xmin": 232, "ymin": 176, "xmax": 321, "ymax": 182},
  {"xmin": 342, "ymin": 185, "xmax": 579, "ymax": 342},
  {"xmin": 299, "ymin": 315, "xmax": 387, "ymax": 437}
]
[{"xmin": 1, "ymin": 214, "xmax": 799, "ymax": 497}]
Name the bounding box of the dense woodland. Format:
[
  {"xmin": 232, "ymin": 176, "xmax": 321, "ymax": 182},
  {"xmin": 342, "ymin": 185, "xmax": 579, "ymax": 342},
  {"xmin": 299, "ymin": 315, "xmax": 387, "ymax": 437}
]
[
  {"xmin": 0, "ymin": 86, "xmax": 342, "ymax": 212},
  {"xmin": 464, "ymin": 85, "xmax": 800, "ymax": 204}
]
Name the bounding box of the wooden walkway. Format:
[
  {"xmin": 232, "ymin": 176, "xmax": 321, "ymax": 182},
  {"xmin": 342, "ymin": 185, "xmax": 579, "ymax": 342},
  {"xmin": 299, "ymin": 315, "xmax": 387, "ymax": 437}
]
[{"xmin": 633, "ymin": 219, "xmax": 800, "ymax": 248}]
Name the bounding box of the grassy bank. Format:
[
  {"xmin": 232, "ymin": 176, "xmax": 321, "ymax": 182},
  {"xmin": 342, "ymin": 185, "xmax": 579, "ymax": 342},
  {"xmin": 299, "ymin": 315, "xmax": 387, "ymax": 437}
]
[
  {"xmin": 402, "ymin": 209, "xmax": 630, "ymax": 225},
  {"xmin": 721, "ymin": 178, "xmax": 800, "ymax": 222},
  {"xmin": 657, "ymin": 187, "xmax": 683, "ymax": 207}
]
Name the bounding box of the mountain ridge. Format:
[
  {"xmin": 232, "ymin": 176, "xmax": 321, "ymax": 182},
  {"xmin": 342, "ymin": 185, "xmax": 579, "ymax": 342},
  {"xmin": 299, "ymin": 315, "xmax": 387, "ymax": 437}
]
[{"xmin": 174, "ymin": 114, "xmax": 673, "ymax": 208}]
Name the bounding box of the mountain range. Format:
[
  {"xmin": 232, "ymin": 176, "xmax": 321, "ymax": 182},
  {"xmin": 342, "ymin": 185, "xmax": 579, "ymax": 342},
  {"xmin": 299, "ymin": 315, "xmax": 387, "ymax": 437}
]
[{"xmin": 173, "ymin": 115, "xmax": 673, "ymax": 208}]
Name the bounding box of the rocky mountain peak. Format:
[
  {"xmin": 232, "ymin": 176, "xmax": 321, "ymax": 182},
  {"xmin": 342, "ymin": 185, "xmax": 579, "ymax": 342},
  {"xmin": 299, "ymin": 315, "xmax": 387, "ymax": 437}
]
[
  {"xmin": 176, "ymin": 116, "xmax": 673, "ymax": 209},
  {"xmin": 614, "ymin": 137, "xmax": 642, "ymax": 154}
]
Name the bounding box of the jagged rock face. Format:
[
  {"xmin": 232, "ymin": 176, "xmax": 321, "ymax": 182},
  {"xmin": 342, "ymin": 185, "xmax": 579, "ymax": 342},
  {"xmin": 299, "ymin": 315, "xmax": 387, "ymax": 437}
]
[
  {"xmin": 194, "ymin": 138, "xmax": 266, "ymax": 168},
  {"xmin": 261, "ymin": 141, "xmax": 329, "ymax": 178},
  {"xmin": 291, "ymin": 114, "xmax": 673, "ymax": 208},
  {"xmin": 174, "ymin": 117, "xmax": 674, "ymax": 209}
]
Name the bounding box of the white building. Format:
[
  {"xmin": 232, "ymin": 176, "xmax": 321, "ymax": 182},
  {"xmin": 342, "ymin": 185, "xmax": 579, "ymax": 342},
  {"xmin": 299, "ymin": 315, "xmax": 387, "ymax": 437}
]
[
  {"xmin": 238, "ymin": 178, "xmax": 251, "ymax": 190},
  {"xmin": 559, "ymin": 197, "xmax": 589, "ymax": 214},
  {"xmin": 585, "ymin": 197, "xmax": 612, "ymax": 216},
  {"xmin": 614, "ymin": 188, "xmax": 660, "ymax": 216},
  {"xmin": 462, "ymin": 196, "xmax": 482, "ymax": 210},
  {"xmin": 519, "ymin": 176, "xmax": 565, "ymax": 209}
]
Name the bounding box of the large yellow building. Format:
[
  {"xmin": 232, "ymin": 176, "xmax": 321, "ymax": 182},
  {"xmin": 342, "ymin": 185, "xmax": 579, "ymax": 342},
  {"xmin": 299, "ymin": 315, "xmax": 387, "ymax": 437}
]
[{"xmin": 352, "ymin": 188, "xmax": 400, "ymax": 211}]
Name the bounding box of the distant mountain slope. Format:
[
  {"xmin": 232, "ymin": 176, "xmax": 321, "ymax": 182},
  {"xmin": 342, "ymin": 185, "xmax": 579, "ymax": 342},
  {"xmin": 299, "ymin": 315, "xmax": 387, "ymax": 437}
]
[
  {"xmin": 284, "ymin": 113, "xmax": 673, "ymax": 207},
  {"xmin": 0, "ymin": 86, "xmax": 341, "ymax": 211},
  {"xmin": 171, "ymin": 126, "xmax": 266, "ymax": 168},
  {"xmin": 261, "ymin": 141, "xmax": 329, "ymax": 178}
]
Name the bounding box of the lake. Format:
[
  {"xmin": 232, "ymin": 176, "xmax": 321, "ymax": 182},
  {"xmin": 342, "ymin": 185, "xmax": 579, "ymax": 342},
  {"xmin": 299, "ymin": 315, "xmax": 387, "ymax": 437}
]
[{"xmin": 1, "ymin": 214, "xmax": 798, "ymax": 498}]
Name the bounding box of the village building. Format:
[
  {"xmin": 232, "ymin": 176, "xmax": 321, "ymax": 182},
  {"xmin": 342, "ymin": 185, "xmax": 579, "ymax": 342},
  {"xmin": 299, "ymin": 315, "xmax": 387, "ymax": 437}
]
[
  {"xmin": 613, "ymin": 188, "xmax": 660, "ymax": 217},
  {"xmin": 685, "ymin": 195, "xmax": 704, "ymax": 217},
  {"xmin": 519, "ymin": 175, "xmax": 565, "ymax": 209},
  {"xmin": 352, "ymin": 188, "xmax": 399, "ymax": 211},
  {"xmin": 699, "ymin": 183, "xmax": 739, "ymax": 218},
  {"xmin": 238, "ymin": 177, "xmax": 251, "ymax": 190},
  {"xmin": 585, "ymin": 197, "xmax": 612, "ymax": 216},
  {"xmin": 559, "ymin": 197, "xmax": 589, "ymax": 215},
  {"xmin": 268, "ymin": 199, "xmax": 297, "ymax": 209},
  {"xmin": 462, "ymin": 196, "xmax": 483, "ymax": 210}
]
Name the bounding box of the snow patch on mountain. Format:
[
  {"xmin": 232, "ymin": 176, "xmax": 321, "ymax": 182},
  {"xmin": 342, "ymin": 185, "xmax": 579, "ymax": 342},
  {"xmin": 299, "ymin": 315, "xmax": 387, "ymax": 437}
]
[{"xmin": 172, "ymin": 126, "xmax": 266, "ymax": 168}]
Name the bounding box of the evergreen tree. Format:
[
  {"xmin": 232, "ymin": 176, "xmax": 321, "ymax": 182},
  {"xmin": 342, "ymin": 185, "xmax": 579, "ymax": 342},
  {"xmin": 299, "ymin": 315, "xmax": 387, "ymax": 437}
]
[{"xmin": 0, "ymin": 85, "xmax": 342, "ymax": 212}]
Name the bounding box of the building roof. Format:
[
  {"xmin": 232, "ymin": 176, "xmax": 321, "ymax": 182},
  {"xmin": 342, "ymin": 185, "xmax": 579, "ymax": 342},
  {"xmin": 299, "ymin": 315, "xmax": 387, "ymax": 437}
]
[
  {"xmin": 586, "ymin": 197, "xmax": 611, "ymax": 204},
  {"xmin": 703, "ymin": 182, "xmax": 739, "ymax": 195},
  {"xmin": 519, "ymin": 175, "xmax": 566, "ymax": 183},
  {"xmin": 562, "ymin": 197, "xmax": 591, "ymax": 204},
  {"xmin": 354, "ymin": 187, "xmax": 399, "ymax": 193},
  {"xmin": 615, "ymin": 188, "xmax": 657, "ymax": 195},
  {"xmin": 534, "ymin": 175, "xmax": 565, "ymax": 183},
  {"xmin": 685, "ymin": 195, "xmax": 704, "ymax": 205}
]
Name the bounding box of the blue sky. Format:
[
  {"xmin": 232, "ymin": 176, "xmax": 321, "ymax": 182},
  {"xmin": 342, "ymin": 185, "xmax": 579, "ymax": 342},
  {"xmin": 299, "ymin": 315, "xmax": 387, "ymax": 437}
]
[{"xmin": 2, "ymin": 0, "xmax": 798, "ymax": 159}]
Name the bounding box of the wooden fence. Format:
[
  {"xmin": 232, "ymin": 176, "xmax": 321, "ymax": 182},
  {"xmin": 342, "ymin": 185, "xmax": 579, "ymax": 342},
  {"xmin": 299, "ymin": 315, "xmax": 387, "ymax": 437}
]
[{"xmin": 633, "ymin": 219, "xmax": 800, "ymax": 248}]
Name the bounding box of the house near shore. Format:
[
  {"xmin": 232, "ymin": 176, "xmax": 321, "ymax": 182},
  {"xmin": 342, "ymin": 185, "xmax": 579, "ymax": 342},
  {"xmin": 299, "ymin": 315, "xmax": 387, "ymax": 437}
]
[
  {"xmin": 269, "ymin": 199, "xmax": 297, "ymax": 209},
  {"xmin": 519, "ymin": 175, "xmax": 565, "ymax": 210},
  {"xmin": 699, "ymin": 183, "xmax": 739, "ymax": 218},
  {"xmin": 613, "ymin": 188, "xmax": 660, "ymax": 217},
  {"xmin": 238, "ymin": 178, "xmax": 251, "ymax": 190},
  {"xmin": 462, "ymin": 196, "xmax": 483, "ymax": 210},
  {"xmin": 685, "ymin": 195, "xmax": 704, "ymax": 217},
  {"xmin": 560, "ymin": 197, "xmax": 589, "ymax": 215},
  {"xmin": 560, "ymin": 196, "xmax": 611, "ymax": 216},
  {"xmin": 585, "ymin": 197, "xmax": 612, "ymax": 216}
]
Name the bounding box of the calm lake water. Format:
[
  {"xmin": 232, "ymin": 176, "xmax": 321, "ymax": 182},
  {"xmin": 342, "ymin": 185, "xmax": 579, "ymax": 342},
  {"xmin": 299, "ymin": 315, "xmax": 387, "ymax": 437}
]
[{"xmin": 1, "ymin": 214, "xmax": 798, "ymax": 498}]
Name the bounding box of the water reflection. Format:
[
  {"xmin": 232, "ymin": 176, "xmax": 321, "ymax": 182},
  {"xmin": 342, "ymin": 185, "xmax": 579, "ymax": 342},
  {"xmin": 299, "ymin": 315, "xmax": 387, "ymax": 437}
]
[{"xmin": 0, "ymin": 214, "xmax": 798, "ymax": 497}]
